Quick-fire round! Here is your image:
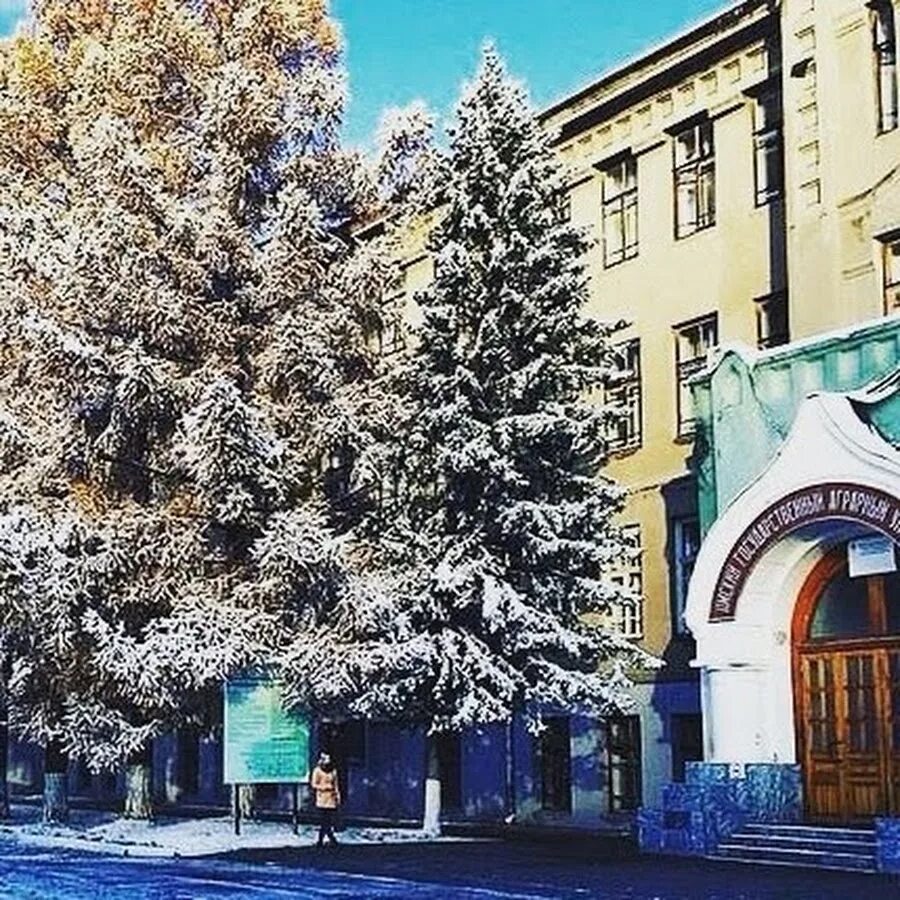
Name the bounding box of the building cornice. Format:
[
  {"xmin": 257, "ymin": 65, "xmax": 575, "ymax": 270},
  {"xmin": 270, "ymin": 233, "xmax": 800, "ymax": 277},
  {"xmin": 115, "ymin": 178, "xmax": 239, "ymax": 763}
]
[{"xmin": 541, "ymin": 6, "xmax": 776, "ymax": 146}]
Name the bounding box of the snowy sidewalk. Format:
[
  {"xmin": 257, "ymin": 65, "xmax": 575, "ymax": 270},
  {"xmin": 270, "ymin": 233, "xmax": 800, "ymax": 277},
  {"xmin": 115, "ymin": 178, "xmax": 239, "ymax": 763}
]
[{"xmin": 0, "ymin": 805, "xmax": 464, "ymax": 858}]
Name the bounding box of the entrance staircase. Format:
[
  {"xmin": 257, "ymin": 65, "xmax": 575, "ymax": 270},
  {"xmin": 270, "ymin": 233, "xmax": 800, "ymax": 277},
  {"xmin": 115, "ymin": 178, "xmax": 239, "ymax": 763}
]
[{"xmin": 712, "ymin": 822, "xmax": 878, "ymax": 872}]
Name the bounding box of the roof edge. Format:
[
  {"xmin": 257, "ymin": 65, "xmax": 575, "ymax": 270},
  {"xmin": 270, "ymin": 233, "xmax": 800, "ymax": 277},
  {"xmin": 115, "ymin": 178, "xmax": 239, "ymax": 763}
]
[{"xmin": 538, "ymin": 0, "xmax": 773, "ymax": 124}]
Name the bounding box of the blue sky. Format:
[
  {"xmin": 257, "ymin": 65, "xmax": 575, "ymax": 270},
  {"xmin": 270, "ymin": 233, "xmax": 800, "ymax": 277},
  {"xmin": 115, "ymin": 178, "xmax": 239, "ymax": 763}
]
[
  {"xmin": 0, "ymin": 0, "xmax": 26, "ymax": 36},
  {"xmin": 0, "ymin": 0, "xmax": 731, "ymax": 148},
  {"xmin": 334, "ymin": 0, "xmax": 730, "ymax": 148}
]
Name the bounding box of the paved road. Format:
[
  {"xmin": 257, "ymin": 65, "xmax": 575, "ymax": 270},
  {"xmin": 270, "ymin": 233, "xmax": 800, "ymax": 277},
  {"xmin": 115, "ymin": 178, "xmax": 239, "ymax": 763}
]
[{"xmin": 0, "ymin": 837, "xmax": 896, "ymax": 899}]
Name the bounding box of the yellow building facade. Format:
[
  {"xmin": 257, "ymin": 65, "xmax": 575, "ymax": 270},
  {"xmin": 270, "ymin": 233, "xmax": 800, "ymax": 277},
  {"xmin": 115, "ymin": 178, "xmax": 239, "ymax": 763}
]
[{"xmin": 391, "ymin": 0, "xmax": 900, "ymax": 811}]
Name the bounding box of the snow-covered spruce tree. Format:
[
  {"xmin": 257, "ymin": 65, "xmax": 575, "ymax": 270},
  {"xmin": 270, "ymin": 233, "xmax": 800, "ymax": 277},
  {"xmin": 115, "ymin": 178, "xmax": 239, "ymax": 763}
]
[
  {"xmin": 379, "ymin": 46, "xmax": 654, "ymax": 833},
  {"xmin": 0, "ymin": 0, "xmax": 394, "ymax": 821}
]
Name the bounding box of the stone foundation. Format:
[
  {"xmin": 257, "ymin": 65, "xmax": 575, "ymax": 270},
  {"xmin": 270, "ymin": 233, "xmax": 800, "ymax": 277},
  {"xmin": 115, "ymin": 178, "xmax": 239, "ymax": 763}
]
[
  {"xmin": 876, "ymin": 818, "xmax": 900, "ymax": 873},
  {"xmin": 638, "ymin": 762, "xmax": 802, "ymax": 856}
]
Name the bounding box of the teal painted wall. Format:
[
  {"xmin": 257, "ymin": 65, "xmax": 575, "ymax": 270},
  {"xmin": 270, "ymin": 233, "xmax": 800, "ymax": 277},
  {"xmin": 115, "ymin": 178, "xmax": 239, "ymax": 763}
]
[{"xmin": 691, "ymin": 317, "xmax": 900, "ymax": 535}]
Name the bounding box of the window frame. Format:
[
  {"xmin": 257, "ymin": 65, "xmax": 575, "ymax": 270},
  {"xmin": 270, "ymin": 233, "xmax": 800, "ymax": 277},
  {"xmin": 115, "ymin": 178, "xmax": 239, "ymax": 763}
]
[
  {"xmin": 321, "ymin": 443, "xmax": 354, "ymax": 512},
  {"xmin": 671, "ymin": 713, "xmax": 704, "ymax": 781},
  {"xmin": 601, "ymin": 155, "xmax": 639, "ymax": 267},
  {"xmin": 672, "ymin": 515, "xmax": 701, "ymax": 637},
  {"xmin": 176, "ymin": 727, "xmax": 201, "ymax": 797},
  {"xmin": 606, "ymin": 715, "xmax": 642, "ymax": 811},
  {"xmin": 674, "ymin": 313, "xmax": 719, "ymax": 439},
  {"xmin": 872, "ymin": 0, "xmax": 899, "ymax": 134},
  {"xmin": 377, "ymin": 293, "xmax": 406, "ymax": 358},
  {"xmin": 609, "ymin": 523, "xmax": 644, "ymax": 639},
  {"xmin": 752, "ymin": 89, "xmax": 784, "ymax": 206},
  {"xmin": 437, "ymin": 732, "xmax": 463, "ymax": 812},
  {"xmin": 808, "ymin": 566, "xmax": 900, "ymax": 643},
  {"xmin": 882, "ymin": 234, "xmax": 900, "ymax": 313},
  {"xmin": 539, "ymin": 717, "xmax": 572, "ymax": 813},
  {"xmin": 672, "ymin": 118, "xmax": 716, "ymax": 239},
  {"xmin": 755, "ymin": 291, "xmax": 790, "ymax": 349},
  {"xmin": 553, "ymin": 188, "xmax": 572, "ymax": 225},
  {"xmin": 605, "ymin": 338, "xmax": 642, "ymax": 453},
  {"xmin": 321, "ymin": 719, "xmax": 367, "ymax": 766}
]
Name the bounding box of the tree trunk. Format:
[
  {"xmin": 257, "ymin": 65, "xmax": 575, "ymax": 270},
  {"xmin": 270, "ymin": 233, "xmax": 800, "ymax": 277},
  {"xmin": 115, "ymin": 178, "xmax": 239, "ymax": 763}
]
[
  {"xmin": 0, "ymin": 657, "xmax": 9, "ymax": 821},
  {"xmin": 123, "ymin": 743, "xmax": 154, "ymax": 820},
  {"xmin": 504, "ymin": 718, "xmax": 517, "ymax": 825},
  {"xmin": 42, "ymin": 741, "xmax": 68, "ymax": 824},
  {"xmin": 422, "ymin": 733, "xmax": 441, "ymax": 837},
  {"xmin": 232, "ymin": 783, "xmax": 257, "ymax": 821}
]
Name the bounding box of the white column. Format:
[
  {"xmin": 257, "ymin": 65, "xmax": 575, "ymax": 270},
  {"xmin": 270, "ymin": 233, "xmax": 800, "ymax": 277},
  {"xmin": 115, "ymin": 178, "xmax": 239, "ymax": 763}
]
[{"xmin": 704, "ymin": 666, "xmax": 769, "ymax": 763}]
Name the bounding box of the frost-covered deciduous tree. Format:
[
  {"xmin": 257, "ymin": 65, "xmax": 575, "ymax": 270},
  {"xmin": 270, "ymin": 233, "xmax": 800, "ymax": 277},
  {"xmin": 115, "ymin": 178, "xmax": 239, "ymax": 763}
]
[
  {"xmin": 380, "ymin": 46, "xmax": 654, "ymax": 833},
  {"xmin": 0, "ymin": 653, "xmax": 8, "ymax": 821},
  {"xmin": 0, "ymin": 0, "xmax": 394, "ymax": 821},
  {"xmin": 374, "ymin": 100, "xmax": 444, "ymax": 213}
]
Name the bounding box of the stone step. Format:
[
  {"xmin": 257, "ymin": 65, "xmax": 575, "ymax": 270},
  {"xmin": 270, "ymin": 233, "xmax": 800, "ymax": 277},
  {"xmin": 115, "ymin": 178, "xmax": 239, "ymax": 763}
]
[
  {"xmin": 725, "ymin": 833, "xmax": 876, "ymax": 853},
  {"xmin": 715, "ymin": 842, "xmax": 877, "ymax": 873},
  {"xmin": 737, "ymin": 823, "xmax": 875, "ymax": 844}
]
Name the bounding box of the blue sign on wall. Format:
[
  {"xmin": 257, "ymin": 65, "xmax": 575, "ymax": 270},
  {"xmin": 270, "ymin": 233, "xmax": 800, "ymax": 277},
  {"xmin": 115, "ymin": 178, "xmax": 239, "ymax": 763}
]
[{"xmin": 223, "ymin": 676, "xmax": 309, "ymax": 784}]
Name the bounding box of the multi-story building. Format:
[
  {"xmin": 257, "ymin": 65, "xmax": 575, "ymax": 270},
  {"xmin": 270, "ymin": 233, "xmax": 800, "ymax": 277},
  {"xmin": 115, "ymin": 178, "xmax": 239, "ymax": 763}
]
[
  {"xmin": 7, "ymin": 0, "xmax": 899, "ymax": 834},
  {"xmin": 535, "ymin": 0, "xmax": 787, "ymax": 812},
  {"xmin": 393, "ymin": 0, "xmax": 900, "ymax": 829}
]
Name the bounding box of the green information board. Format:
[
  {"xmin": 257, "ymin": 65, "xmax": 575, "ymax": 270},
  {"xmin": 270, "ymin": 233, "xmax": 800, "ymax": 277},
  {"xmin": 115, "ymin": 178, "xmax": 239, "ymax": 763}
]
[{"xmin": 223, "ymin": 676, "xmax": 309, "ymax": 784}]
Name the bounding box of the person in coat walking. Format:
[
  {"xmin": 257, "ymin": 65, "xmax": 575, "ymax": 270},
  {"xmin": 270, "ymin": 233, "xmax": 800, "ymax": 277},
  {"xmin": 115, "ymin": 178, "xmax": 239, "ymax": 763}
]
[{"xmin": 310, "ymin": 752, "xmax": 341, "ymax": 846}]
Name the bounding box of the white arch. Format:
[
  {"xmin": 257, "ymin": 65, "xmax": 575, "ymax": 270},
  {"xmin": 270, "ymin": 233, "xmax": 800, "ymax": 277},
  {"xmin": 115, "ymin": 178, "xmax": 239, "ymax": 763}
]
[{"xmin": 685, "ymin": 390, "xmax": 900, "ymax": 764}]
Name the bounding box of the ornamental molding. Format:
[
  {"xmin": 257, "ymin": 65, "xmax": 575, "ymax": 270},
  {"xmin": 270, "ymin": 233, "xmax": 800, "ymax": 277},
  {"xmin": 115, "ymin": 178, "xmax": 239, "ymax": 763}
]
[{"xmin": 709, "ymin": 481, "xmax": 900, "ymax": 621}]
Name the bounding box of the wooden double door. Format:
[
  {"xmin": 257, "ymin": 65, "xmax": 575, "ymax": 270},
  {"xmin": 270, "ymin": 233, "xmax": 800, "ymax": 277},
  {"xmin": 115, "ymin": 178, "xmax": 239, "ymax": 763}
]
[
  {"xmin": 794, "ymin": 551, "xmax": 900, "ymax": 820},
  {"xmin": 797, "ymin": 646, "xmax": 900, "ymax": 819}
]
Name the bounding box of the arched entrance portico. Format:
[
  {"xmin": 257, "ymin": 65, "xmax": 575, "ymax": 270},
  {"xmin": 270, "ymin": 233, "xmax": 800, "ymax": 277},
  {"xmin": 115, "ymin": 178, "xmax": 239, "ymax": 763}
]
[
  {"xmin": 793, "ymin": 545, "xmax": 900, "ymax": 820},
  {"xmin": 686, "ymin": 389, "xmax": 900, "ymax": 824}
]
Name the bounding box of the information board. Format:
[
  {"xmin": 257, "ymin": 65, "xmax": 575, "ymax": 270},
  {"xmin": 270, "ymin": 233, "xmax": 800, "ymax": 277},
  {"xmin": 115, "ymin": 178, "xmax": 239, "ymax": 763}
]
[
  {"xmin": 223, "ymin": 676, "xmax": 309, "ymax": 784},
  {"xmin": 849, "ymin": 535, "xmax": 898, "ymax": 578}
]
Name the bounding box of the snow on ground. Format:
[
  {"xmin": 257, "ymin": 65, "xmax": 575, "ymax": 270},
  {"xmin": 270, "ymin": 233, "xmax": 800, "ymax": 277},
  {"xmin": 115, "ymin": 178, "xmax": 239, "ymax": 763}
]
[{"xmin": 0, "ymin": 804, "xmax": 464, "ymax": 858}]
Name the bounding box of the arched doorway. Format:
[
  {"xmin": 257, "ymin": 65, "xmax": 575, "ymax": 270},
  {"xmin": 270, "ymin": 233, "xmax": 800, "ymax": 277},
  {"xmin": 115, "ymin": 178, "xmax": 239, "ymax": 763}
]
[{"xmin": 793, "ymin": 543, "xmax": 900, "ymax": 820}]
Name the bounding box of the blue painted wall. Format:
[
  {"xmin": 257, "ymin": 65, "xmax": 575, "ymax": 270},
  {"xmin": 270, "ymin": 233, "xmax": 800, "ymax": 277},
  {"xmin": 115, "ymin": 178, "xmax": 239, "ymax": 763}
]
[
  {"xmin": 461, "ymin": 724, "xmax": 507, "ymax": 820},
  {"xmin": 7, "ymin": 710, "xmax": 659, "ymax": 829}
]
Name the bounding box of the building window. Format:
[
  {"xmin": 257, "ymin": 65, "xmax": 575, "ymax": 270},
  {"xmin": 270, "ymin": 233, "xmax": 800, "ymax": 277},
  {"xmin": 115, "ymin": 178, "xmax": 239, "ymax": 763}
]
[
  {"xmin": 539, "ymin": 717, "xmax": 572, "ymax": 813},
  {"xmin": 373, "ymin": 297, "xmax": 405, "ymax": 357},
  {"xmin": 602, "ymin": 156, "xmax": 638, "ymax": 266},
  {"xmin": 673, "ymin": 119, "xmax": 715, "ymax": 238},
  {"xmin": 177, "ymin": 727, "xmax": 201, "ymax": 796},
  {"xmin": 380, "ymin": 318, "xmax": 406, "ymax": 357},
  {"xmin": 671, "ymin": 714, "xmax": 704, "ymax": 781},
  {"xmin": 609, "ymin": 524, "xmax": 643, "ymax": 639},
  {"xmin": 437, "ymin": 732, "xmax": 462, "ymax": 812},
  {"xmin": 672, "ymin": 516, "xmax": 701, "ymax": 636},
  {"xmin": 365, "ymin": 284, "xmax": 406, "ymax": 359},
  {"xmin": 605, "ymin": 339, "xmax": 642, "ymax": 452},
  {"xmin": 883, "ymin": 236, "xmax": 900, "ymax": 312},
  {"xmin": 322, "ymin": 720, "xmax": 366, "ymax": 766},
  {"xmin": 753, "ymin": 89, "xmax": 783, "ymax": 205},
  {"xmin": 376, "ymin": 460, "xmax": 406, "ymax": 521},
  {"xmin": 674, "ymin": 314, "xmax": 718, "ymax": 438},
  {"xmin": 321, "ymin": 445, "xmax": 354, "ymax": 520},
  {"xmin": 606, "ymin": 715, "xmax": 642, "ymax": 811},
  {"xmin": 755, "ymin": 292, "xmax": 789, "ymax": 349},
  {"xmin": 553, "ymin": 189, "xmax": 572, "ymax": 224},
  {"xmin": 873, "ymin": 2, "xmax": 899, "ymax": 133}
]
